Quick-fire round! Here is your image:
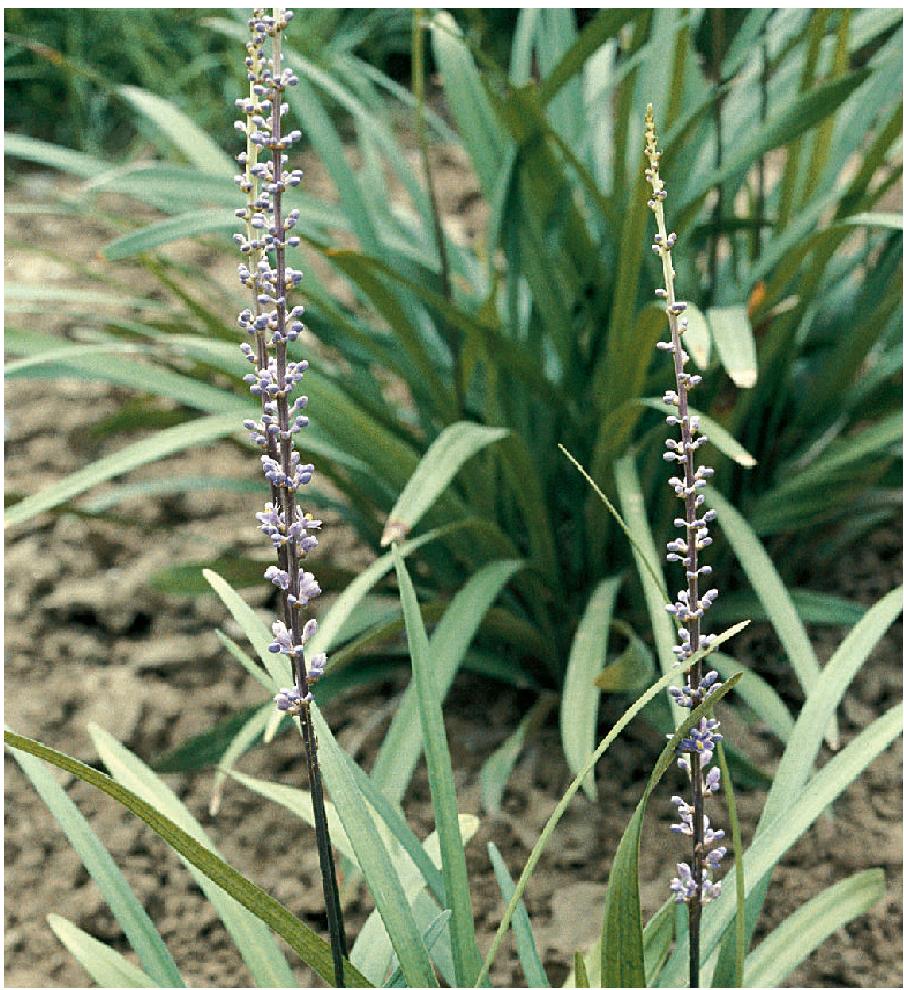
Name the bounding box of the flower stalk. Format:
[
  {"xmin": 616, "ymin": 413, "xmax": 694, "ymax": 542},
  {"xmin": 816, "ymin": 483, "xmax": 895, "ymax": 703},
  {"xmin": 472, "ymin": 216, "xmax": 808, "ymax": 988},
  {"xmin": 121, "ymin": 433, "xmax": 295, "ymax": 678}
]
[
  {"xmin": 234, "ymin": 8, "xmax": 347, "ymax": 984},
  {"xmin": 643, "ymin": 104, "xmax": 726, "ymax": 989}
]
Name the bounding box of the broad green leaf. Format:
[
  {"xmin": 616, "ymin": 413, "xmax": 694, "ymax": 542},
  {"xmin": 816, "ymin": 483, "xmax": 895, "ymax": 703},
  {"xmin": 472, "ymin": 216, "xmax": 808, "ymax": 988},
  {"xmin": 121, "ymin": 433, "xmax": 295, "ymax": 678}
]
[
  {"xmin": 716, "ymin": 588, "xmax": 867, "ymax": 627},
  {"xmin": 709, "ymin": 589, "xmax": 902, "ymax": 983},
  {"xmin": 4, "ymin": 414, "xmax": 238, "ymax": 528},
  {"xmin": 705, "ymin": 489, "xmax": 836, "ymax": 746},
  {"xmin": 480, "ymin": 696, "xmax": 556, "ymax": 815},
  {"xmin": 118, "ymin": 85, "xmax": 233, "ymax": 176},
  {"xmin": 87, "ymin": 725, "xmax": 297, "ymax": 987},
  {"xmin": 488, "ymin": 843, "xmax": 550, "ymax": 988},
  {"xmin": 392, "ymin": 545, "xmax": 483, "ymax": 987},
  {"xmin": 4, "ymin": 730, "xmax": 370, "ymax": 988},
  {"xmin": 593, "ymin": 631, "xmax": 654, "ymax": 693},
  {"xmin": 476, "ymin": 622, "xmax": 749, "ymax": 985},
  {"xmin": 5, "ymin": 285, "xmax": 169, "ymax": 313},
  {"xmin": 430, "ymin": 12, "xmax": 506, "ymax": 197},
  {"xmin": 561, "ymin": 576, "xmax": 621, "ymax": 796},
  {"xmin": 230, "ymin": 770, "xmax": 355, "ymax": 863},
  {"xmin": 381, "ymin": 422, "xmax": 510, "ymax": 546},
  {"xmin": 707, "ymin": 306, "xmax": 757, "ymax": 389},
  {"xmin": 714, "ymin": 745, "xmax": 745, "ymax": 989},
  {"xmin": 708, "ymin": 654, "xmax": 795, "ymax": 743},
  {"xmin": 4, "ymin": 132, "xmax": 108, "ymax": 178},
  {"xmin": 307, "ymin": 523, "xmax": 467, "ymax": 658},
  {"xmin": 682, "ymin": 302, "xmax": 711, "ymax": 369},
  {"xmin": 47, "ymin": 915, "xmax": 158, "ymax": 989},
  {"xmin": 637, "ymin": 399, "xmax": 756, "ymax": 467},
  {"xmin": 209, "ymin": 706, "xmax": 275, "ymax": 816},
  {"xmin": 9, "ymin": 746, "xmax": 183, "ymax": 987},
  {"xmin": 601, "ymin": 677, "xmax": 741, "ymax": 987},
  {"xmin": 103, "ymin": 209, "xmax": 239, "ymax": 260},
  {"xmin": 840, "ymin": 211, "xmax": 903, "ymax": 230},
  {"xmin": 202, "ymin": 569, "xmax": 287, "ymax": 687},
  {"xmin": 743, "ymin": 870, "xmax": 886, "ymax": 988},
  {"xmin": 311, "ymin": 704, "xmax": 437, "ymax": 988},
  {"xmin": 372, "ymin": 560, "xmax": 522, "ymax": 806}
]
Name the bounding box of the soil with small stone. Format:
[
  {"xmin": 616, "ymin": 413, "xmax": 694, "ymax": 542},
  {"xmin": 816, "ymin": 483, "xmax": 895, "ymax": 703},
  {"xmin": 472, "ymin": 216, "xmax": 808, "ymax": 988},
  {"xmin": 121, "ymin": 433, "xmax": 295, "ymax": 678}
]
[{"xmin": 5, "ymin": 153, "xmax": 902, "ymax": 989}]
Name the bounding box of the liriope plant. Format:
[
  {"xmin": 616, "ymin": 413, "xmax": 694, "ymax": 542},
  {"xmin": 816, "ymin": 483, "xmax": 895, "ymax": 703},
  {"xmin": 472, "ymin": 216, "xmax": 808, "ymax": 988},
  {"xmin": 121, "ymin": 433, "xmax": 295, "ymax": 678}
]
[{"xmin": 4, "ymin": 16, "xmax": 904, "ymax": 990}]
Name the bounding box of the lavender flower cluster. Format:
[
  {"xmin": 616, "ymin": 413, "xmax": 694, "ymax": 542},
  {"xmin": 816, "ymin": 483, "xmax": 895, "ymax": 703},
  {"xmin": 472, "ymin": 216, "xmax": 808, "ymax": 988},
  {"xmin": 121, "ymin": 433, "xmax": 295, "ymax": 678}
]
[
  {"xmin": 234, "ymin": 9, "xmax": 326, "ymax": 717},
  {"xmin": 643, "ymin": 105, "xmax": 727, "ymax": 908}
]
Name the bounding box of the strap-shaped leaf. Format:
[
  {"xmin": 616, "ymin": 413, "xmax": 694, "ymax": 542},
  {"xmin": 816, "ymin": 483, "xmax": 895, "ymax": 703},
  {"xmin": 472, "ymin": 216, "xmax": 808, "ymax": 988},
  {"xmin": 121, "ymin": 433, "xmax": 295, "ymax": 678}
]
[
  {"xmin": 47, "ymin": 915, "xmax": 158, "ymax": 989},
  {"xmin": 381, "ymin": 422, "xmax": 509, "ymax": 545},
  {"xmin": 561, "ymin": 575, "xmax": 621, "ymax": 796},
  {"xmin": 488, "ymin": 843, "xmax": 550, "ymax": 988},
  {"xmin": 311, "ymin": 705, "xmax": 438, "ymax": 988},
  {"xmin": 707, "ymin": 306, "xmax": 757, "ymax": 389},
  {"xmin": 743, "ymin": 870, "xmax": 886, "ymax": 987},
  {"xmin": 477, "ymin": 622, "xmax": 748, "ymax": 985},
  {"xmin": 392, "ymin": 544, "xmax": 483, "ymax": 987},
  {"xmin": 5, "ymin": 414, "xmax": 238, "ymax": 528},
  {"xmin": 706, "ymin": 488, "xmax": 837, "ymax": 747},
  {"xmin": 3, "ymin": 730, "xmax": 371, "ymax": 988},
  {"xmin": 371, "ymin": 559, "xmax": 522, "ymax": 806},
  {"xmin": 601, "ymin": 676, "xmax": 742, "ymax": 987},
  {"xmin": 9, "ymin": 746, "xmax": 183, "ymax": 986}
]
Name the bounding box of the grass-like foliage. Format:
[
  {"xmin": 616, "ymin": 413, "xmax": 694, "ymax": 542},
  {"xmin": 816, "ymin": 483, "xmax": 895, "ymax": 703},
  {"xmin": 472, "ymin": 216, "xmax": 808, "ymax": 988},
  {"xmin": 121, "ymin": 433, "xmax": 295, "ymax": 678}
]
[{"xmin": 5, "ymin": 8, "xmax": 903, "ymax": 987}]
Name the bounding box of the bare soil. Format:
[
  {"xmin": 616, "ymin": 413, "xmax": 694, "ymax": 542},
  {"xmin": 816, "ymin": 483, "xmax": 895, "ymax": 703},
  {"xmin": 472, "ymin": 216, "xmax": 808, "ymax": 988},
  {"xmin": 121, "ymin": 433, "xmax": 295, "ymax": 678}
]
[{"xmin": 4, "ymin": 155, "xmax": 902, "ymax": 989}]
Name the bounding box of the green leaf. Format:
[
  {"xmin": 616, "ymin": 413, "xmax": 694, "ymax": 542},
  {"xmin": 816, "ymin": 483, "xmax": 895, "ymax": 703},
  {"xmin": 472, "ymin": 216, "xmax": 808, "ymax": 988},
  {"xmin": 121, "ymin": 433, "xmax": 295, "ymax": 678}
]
[
  {"xmin": 307, "ymin": 524, "xmax": 467, "ymax": 659},
  {"xmin": 476, "ymin": 622, "xmax": 749, "ymax": 985},
  {"xmin": 488, "ymin": 843, "xmax": 550, "ymax": 988},
  {"xmin": 430, "ymin": 12, "xmax": 507, "ymax": 197},
  {"xmin": 3, "ymin": 730, "xmax": 370, "ymax": 988},
  {"xmin": 561, "ymin": 576, "xmax": 621, "ymax": 796},
  {"xmin": 4, "ymin": 414, "xmax": 238, "ymax": 528},
  {"xmin": 743, "ymin": 870, "xmax": 886, "ymax": 988},
  {"xmin": 9, "ymin": 747, "xmax": 183, "ymax": 987},
  {"xmin": 117, "ymin": 85, "xmax": 233, "ymax": 176},
  {"xmin": 708, "ymin": 654, "xmax": 795, "ymax": 743},
  {"xmin": 705, "ymin": 489, "xmax": 836, "ymax": 746},
  {"xmin": 707, "ymin": 306, "xmax": 757, "ymax": 389},
  {"xmin": 594, "ymin": 630, "xmax": 655, "ymax": 693},
  {"xmin": 574, "ymin": 950, "xmax": 590, "ymax": 989},
  {"xmin": 202, "ymin": 569, "xmax": 287, "ymax": 687},
  {"xmin": 47, "ymin": 915, "xmax": 158, "ymax": 989},
  {"xmin": 714, "ymin": 745, "xmax": 745, "ymax": 989},
  {"xmin": 103, "ymin": 209, "xmax": 239, "ymax": 260},
  {"xmin": 230, "ymin": 770, "xmax": 355, "ymax": 864},
  {"xmin": 381, "ymin": 422, "xmax": 510, "ymax": 546},
  {"xmin": 310, "ymin": 705, "xmax": 438, "ymax": 988},
  {"xmin": 601, "ymin": 677, "xmax": 742, "ymax": 987},
  {"xmin": 372, "ymin": 559, "xmax": 522, "ymax": 806},
  {"xmin": 87, "ymin": 725, "xmax": 298, "ymax": 987},
  {"xmin": 682, "ymin": 302, "xmax": 711, "ymax": 369},
  {"xmin": 4, "ymin": 132, "xmax": 108, "ymax": 178},
  {"xmin": 637, "ymin": 399, "xmax": 756, "ymax": 467},
  {"xmin": 392, "ymin": 544, "xmax": 483, "ymax": 987},
  {"xmin": 480, "ymin": 696, "xmax": 556, "ymax": 815},
  {"xmin": 716, "ymin": 588, "xmax": 867, "ymax": 627},
  {"xmin": 684, "ymin": 70, "xmax": 872, "ymax": 204}
]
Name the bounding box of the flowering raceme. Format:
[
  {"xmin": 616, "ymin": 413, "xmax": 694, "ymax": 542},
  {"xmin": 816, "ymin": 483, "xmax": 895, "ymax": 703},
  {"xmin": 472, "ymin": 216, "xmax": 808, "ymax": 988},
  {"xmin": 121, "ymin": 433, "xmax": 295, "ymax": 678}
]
[{"xmin": 643, "ymin": 104, "xmax": 728, "ymax": 927}]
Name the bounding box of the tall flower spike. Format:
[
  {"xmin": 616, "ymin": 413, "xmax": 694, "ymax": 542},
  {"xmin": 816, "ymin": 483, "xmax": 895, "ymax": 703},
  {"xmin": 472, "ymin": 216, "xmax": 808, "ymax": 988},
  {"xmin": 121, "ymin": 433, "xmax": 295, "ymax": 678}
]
[
  {"xmin": 235, "ymin": 9, "xmax": 346, "ymax": 983},
  {"xmin": 644, "ymin": 103, "xmax": 725, "ymax": 988}
]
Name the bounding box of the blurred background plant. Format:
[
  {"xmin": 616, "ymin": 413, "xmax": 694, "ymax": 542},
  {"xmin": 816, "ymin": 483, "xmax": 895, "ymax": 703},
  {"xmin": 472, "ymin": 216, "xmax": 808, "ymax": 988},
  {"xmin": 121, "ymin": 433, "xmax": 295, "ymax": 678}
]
[{"xmin": 5, "ymin": 8, "xmax": 902, "ymax": 783}]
